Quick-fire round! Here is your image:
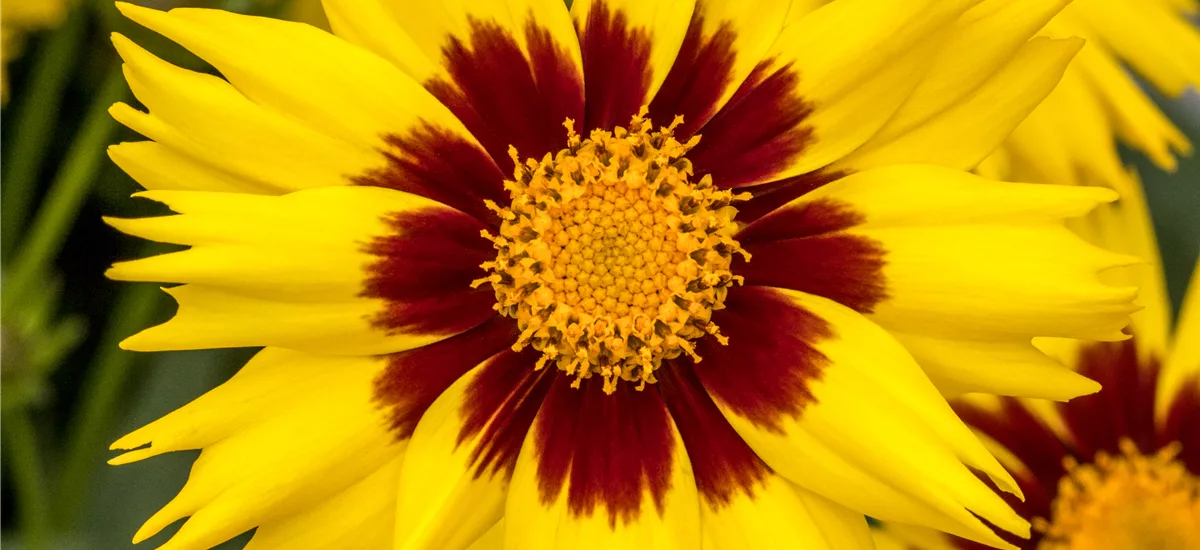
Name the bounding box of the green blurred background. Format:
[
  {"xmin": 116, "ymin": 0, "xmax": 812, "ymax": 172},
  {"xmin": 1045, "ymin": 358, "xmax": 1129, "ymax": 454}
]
[{"xmin": 0, "ymin": 1, "xmax": 1197, "ymax": 549}]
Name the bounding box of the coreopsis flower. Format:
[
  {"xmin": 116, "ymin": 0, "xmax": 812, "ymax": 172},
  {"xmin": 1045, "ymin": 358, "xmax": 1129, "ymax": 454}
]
[
  {"xmin": 103, "ymin": 1, "xmax": 1138, "ymax": 548},
  {"xmin": 872, "ymin": 185, "xmax": 1200, "ymax": 550},
  {"xmin": 0, "ymin": 0, "xmax": 65, "ymax": 102},
  {"xmin": 977, "ymin": 0, "xmax": 1200, "ymax": 190}
]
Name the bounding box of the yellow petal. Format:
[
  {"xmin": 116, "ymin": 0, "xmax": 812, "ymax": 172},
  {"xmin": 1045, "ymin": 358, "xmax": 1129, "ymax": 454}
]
[
  {"xmin": 571, "ymin": 0, "xmax": 694, "ymax": 115},
  {"xmin": 394, "ymin": 349, "xmax": 551, "ymax": 550},
  {"xmin": 894, "ymin": 331, "xmax": 1100, "ymax": 401},
  {"xmin": 1066, "ymin": 30, "xmax": 1191, "ymax": 172},
  {"xmin": 792, "ymin": 488, "xmax": 876, "ymax": 549},
  {"xmin": 1064, "ymin": 0, "xmax": 1200, "ymax": 97},
  {"xmin": 871, "ymin": 522, "xmax": 960, "ymax": 550},
  {"xmin": 837, "ymin": 36, "xmax": 1082, "ymax": 172},
  {"xmin": 244, "ymin": 457, "xmax": 400, "ymax": 550},
  {"xmin": 698, "ymin": 475, "xmax": 870, "ymax": 549},
  {"xmin": 110, "ymin": 348, "xmax": 402, "ymax": 549},
  {"xmin": 108, "ymin": 141, "xmax": 261, "ymax": 193},
  {"xmin": 866, "ymin": 223, "xmax": 1137, "ymax": 342},
  {"xmin": 341, "ymin": 0, "xmax": 582, "ymax": 85},
  {"xmin": 736, "ymin": 164, "xmax": 1136, "ymax": 399},
  {"xmin": 320, "ymin": 0, "xmax": 439, "ymax": 82},
  {"xmin": 503, "ymin": 375, "xmax": 701, "ymax": 550},
  {"xmin": 109, "ymin": 34, "xmax": 373, "ymax": 194},
  {"xmin": 106, "ymin": 186, "xmax": 495, "ymax": 355},
  {"xmin": 655, "ymin": 361, "xmax": 871, "ymax": 549},
  {"xmin": 1069, "ymin": 168, "xmax": 1171, "ymax": 363},
  {"xmin": 864, "ymin": 0, "xmax": 1072, "ymax": 144},
  {"xmin": 466, "ymin": 519, "xmax": 506, "ymax": 550},
  {"xmin": 646, "ymin": 0, "xmax": 789, "ymax": 134},
  {"xmin": 704, "ymin": 287, "xmax": 1025, "ymax": 547},
  {"xmin": 326, "ymin": 0, "xmax": 586, "ymax": 173},
  {"xmin": 775, "ymin": 165, "xmax": 1136, "ymax": 343},
  {"xmin": 111, "ymin": 3, "xmax": 484, "ymax": 195},
  {"xmin": 807, "ymin": 164, "xmax": 1121, "ymax": 228},
  {"xmin": 116, "ymin": 2, "xmax": 473, "ymax": 156},
  {"xmin": 756, "ymin": 0, "xmax": 975, "ymax": 178}
]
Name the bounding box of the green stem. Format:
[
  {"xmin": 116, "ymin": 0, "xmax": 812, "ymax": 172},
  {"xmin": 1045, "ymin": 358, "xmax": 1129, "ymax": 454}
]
[
  {"xmin": 53, "ymin": 278, "xmax": 163, "ymax": 530},
  {"xmin": 1, "ymin": 10, "xmax": 87, "ymax": 257},
  {"xmin": 2, "ymin": 408, "xmax": 53, "ymax": 550},
  {"xmin": 1, "ymin": 67, "xmax": 127, "ymax": 316}
]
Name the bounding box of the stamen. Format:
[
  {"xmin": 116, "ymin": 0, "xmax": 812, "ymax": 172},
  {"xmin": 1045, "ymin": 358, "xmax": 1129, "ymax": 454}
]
[
  {"xmin": 479, "ymin": 107, "xmax": 750, "ymax": 393},
  {"xmin": 1035, "ymin": 438, "xmax": 1200, "ymax": 549}
]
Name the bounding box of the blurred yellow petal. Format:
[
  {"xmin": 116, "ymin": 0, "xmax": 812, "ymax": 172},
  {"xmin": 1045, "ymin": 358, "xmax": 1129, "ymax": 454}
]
[
  {"xmin": 1064, "ymin": 0, "xmax": 1200, "ymax": 97},
  {"xmin": 862, "ymin": 0, "xmax": 1073, "ymax": 146},
  {"xmin": 1161, "ymin": 257, "xmax": 1200, "ymax": 420}
]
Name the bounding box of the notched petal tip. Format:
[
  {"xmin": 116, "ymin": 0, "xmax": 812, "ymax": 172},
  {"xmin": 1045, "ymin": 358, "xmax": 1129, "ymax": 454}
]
[
  {"xmin": 108, "ymin": 448, "xmax": 156, "ymax": 466},
  {"xmin": 105, "ymin": 260, "xmax": 147, "ymax": 282},
  {"xmin": 119, "ymin": 321, "xmax": 172, "ymax": 351}
]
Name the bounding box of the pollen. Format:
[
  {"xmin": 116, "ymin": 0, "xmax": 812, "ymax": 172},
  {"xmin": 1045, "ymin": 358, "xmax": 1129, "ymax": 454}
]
[
  {"xmin": 474, "ymin": 108, "xmax": 750, "ymax": 394},
  {"xmin": 1034, "ymin": 438, "xmax": 1200, "ymax": 550}
]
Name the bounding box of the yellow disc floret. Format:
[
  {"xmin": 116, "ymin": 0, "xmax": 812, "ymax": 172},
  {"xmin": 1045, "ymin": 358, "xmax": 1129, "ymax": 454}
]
[
  {"xmin": 1035, "ymin": 439, "xmax": 1200, "ymax": 550},
  {"xmin": 475, "ymin": 108, "xmax": 749, "ymax": 393}
]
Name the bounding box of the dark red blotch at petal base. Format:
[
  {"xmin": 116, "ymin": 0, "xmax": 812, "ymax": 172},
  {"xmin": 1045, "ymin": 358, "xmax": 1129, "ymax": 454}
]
[
  {"xmin": 949, "ymin": 337, "xmax": 1200, "ymax": 550},
  {"xmin": 575, "ymin": 0, "xmax": 652, "ymax": 132},
  {"xmin": 733, "ymin": 197, "xmax": 888, "ymax": 315},
  {"xmin": 657, "ymin": 361, "xmax": 771, "ymax": 508},
  {"xmin": 645, "ymin": 11, "xmax": 736, "ymax": 139},
  {"xmin": 534, "ymin": 373, "xmax": 675, "ymax": 526},
  {"xmin": 362, "ymin": 208, "xmax": 498, "ymax": 341},
  {"xmin": 427, "ymin": 15, "xmax": 584, "ymax": 175},
  {"xmin": 374, "ymin": 315, "xmax": 518, "ymax": 440},
  {"xmin": 354, "ymin": 123, "xmax": 507, "ymax": 226},
  {"xmin": 1060, "ymin": 339, "xmax": 1160, "ymax": 459},
  {"xmin": 687, "ymin": 59, "xmax": 815, "ymax": 189},
  {"xmin": 690, "ymin": 286, "xmax": 830, "ymax": 433},
  {"xmin": 735, "ymin": 170, "xmax": 843, "ymax": 224},
  {"xmin": 458, "ymin": 347, "xmax": 555, "ymax": 480},
  {"xmin": 666, "ymin": 50, "xmax": 838, "ymax": 226},
  {"xmin": 1161, "ymin": 372, "xmax": 1200, "ymax": 473}
]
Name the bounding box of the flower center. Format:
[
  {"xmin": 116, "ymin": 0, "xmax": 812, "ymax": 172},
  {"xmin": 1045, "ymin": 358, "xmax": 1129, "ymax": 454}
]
[
  {"xmin": 1034, "ymin": 439, "xmax": 1200, "ymax": 550},
  {"xmin": 475, "ymin": 108, "xmax": 749, "ymax": 393}
]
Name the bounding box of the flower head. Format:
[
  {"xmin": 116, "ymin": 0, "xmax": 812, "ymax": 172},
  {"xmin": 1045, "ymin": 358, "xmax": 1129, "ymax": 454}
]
[{"xmin": 103, "ymin": 1, "xmax": 1139, "ymax": 548}]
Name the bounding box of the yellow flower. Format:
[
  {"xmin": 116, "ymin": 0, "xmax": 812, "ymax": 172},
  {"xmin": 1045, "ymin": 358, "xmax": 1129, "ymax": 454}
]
[
  {"xmin": 977, "ymin": 0, "xmax": 1200, "ymax": 189},
  {"xmin": 872, "ymin": 174, "xmax": 1200, "ymax": 549},
  {"xmin": 103, "ymin": 1, "xmax": 1138, "ymax": 548},
  {"xmin": 0, "ymin": 0, "xmax": 66, "ymax": 103}
]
